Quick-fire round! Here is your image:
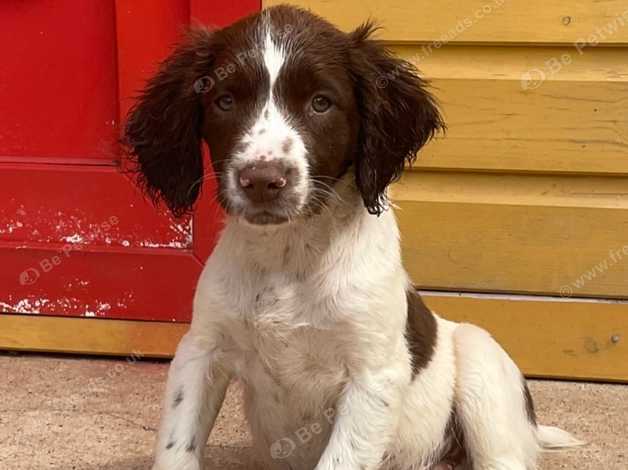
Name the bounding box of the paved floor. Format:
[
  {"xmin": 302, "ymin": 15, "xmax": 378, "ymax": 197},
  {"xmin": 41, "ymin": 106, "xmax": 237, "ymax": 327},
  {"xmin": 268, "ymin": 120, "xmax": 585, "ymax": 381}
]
[{"xmin": 1, "ymin": 353, "xmax": 626, "ymax": 469}]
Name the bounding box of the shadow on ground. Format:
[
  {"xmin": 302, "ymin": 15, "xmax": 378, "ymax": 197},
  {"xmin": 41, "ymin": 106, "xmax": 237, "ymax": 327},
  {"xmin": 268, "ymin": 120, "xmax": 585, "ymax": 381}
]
[{"xmin": 89, "ymin": 447, "xmax": 250, "ymax": 470}]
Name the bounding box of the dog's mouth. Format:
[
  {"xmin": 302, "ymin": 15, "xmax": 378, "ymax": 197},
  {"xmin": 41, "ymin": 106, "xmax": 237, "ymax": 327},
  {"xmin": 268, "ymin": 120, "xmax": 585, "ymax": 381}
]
[
  {"xmin": 222, "ymin": 196, "xmax": 303, "ymax": 226},
  {"xmin": 241, "ymin": 209, "xmax": 291, "ymax": 226},
  {"xmin": 223, "ymin": 177, "xmax": 346, "ymax": 226},
  {"xmin": 216, "ymin": 187, "xmax": 305, "ymax": 226}
]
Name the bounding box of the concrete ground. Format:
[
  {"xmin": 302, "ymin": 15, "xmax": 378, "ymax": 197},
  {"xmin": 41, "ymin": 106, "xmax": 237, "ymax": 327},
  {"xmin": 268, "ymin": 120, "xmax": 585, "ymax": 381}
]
[{"xmin": 1, "ymin": 353, "xmax": 626, "ymax": 470}]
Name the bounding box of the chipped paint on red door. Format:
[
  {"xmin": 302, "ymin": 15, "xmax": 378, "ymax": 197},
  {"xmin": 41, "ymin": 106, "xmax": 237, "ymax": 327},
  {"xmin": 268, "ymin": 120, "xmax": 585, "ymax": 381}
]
[{"xmin": 0, "ymin": 0, "xmax": 261, "ymax": 321}]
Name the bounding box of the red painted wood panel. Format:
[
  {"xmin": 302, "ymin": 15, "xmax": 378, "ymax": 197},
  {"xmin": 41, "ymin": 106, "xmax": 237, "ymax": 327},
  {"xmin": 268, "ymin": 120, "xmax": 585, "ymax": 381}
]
[
  {"xmin": 0, "ymin": 248, "xmax": 199, "ymax": 321},
  {"xmin": 191, "ymin": 0, "xmax": 261, "ymax": 27},
  {"xmin": 0, "ymin": 0, "xmax": 260, "ymax": 322},
  {"xmin": 0, "ymin": 165, "xmax": 196, "ymax": 249},
  {"xmin": 0, "ymin": 1, "xmax": 119, "ymax": 163},
  {"xmin": 116, "ymin": 0, "xmax": 191, "ymax": 125}
]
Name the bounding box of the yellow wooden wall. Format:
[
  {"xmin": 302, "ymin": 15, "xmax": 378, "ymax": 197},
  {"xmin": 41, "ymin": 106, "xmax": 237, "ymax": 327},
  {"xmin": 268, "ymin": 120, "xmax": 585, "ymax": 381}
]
[
  {"xmin": 2, "ymin": 1, "xmax": 626, "ymax": 381},
  {"xmin": 264, "ymin": 0, "xmax": 628, "ymax": 380}
]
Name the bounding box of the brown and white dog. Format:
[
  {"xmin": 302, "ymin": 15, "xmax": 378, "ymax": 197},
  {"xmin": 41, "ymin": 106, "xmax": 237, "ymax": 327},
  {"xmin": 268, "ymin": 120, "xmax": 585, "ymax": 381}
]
[{"xmin": 124, "ymin": 5, "xmax": 582, "ymax": 470}]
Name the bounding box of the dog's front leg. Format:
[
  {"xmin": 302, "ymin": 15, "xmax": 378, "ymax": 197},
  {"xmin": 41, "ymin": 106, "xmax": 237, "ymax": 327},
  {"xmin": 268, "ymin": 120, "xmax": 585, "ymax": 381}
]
[
  {"xmin": 152, "ymin": 331, "xmax": 231, "ymax": 470},
  {"xmin": 315, "ymin": 370, "xmax": 402, "ymax": 470}
]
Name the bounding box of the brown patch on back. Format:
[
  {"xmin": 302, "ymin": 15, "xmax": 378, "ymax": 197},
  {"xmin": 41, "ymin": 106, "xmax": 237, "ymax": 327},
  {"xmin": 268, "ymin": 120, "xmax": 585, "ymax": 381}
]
[
  {"xmin": 405, "ymin": 289, "xmax": 437, "ymax": 378},
  {"xmin": 523, "ymin": 379, "xmax": 537, "ymax": 425}
]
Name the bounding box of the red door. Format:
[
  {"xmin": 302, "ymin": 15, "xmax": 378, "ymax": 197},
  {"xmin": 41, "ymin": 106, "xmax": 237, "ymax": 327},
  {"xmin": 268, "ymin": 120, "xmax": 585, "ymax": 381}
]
[{"xmin": 0, "ymin": 1, "xmax": 259, "ymax": 322}]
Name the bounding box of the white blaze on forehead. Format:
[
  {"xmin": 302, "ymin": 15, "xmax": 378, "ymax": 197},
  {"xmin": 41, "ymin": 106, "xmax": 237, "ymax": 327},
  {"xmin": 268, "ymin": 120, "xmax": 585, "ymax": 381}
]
[
  {"xmin": 228, "ymin": 26, "xmax": 310, "ymax": 208},
  {"xmin": 263, "ymin": 30, "xmax": 285, "ymax": 89}
]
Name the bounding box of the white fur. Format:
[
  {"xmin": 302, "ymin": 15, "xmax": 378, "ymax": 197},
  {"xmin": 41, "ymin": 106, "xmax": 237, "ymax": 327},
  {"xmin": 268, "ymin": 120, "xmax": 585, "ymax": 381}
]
[
  {"xmin": 537, "ymin": 426, "xmax": 585, "ymax": 451},
  {"xmin": 263, "ymin": 29, "xmax": 284, "ymax": 87},
  {"xmin": 151, "ymin": 18, "xmax": 581, "ymax": 470},
  {"xmin": 451, "ymin": 324, "xmax": 540, "ymax": 470},
  {"xmin": 152, "ymin": 176, "xmax": 581, "ymax": 470}
]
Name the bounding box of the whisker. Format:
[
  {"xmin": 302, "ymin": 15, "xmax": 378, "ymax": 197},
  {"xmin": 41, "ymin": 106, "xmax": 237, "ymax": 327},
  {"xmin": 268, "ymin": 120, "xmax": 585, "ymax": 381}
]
[{"xmin": 187, "ymin": 171, "xmax": 227, "ymax": 197}]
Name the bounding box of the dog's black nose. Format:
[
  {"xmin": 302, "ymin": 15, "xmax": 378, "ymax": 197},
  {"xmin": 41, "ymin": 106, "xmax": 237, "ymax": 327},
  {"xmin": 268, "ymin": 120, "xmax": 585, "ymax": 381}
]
[{"xmin": 238, "ymin": 161, "xmax": 288, "ymax": 203}]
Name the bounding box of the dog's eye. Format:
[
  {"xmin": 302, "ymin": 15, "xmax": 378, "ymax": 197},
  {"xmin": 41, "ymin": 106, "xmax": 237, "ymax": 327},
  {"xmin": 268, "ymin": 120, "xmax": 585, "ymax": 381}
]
[
  {"xmin": 215, "ymin": 94, "xmax": 235, "ymax": 111},
  {"xmin": 311, "ymin": 95, "xmax": 332, "ymax": 113}
]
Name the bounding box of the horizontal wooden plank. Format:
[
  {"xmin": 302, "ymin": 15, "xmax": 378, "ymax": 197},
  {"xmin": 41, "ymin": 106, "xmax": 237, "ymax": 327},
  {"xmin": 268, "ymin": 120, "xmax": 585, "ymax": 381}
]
[
  {"xmin": 265, "ymin": 0, "xmax": 628, "ymax": 45},
  {"xmin": 0, "ymin": 165, "xmax": 195, "ymax": 249},
  {"xmin": 392, "ymin": 172, "xmax": 628, "ymax": 298},
  {"xmin": 396, "ymin": 44, "xmax": 628, "ymax": 82},
  {"xmin": 0, "ymin": 247, "xmax": 201, "ymax": 321},
  {"xmin": 392, "ymin": 171, "xmax": 628, "ymax": 209},
  {"xmin": 0, "ymin": 314, "xmax": 187, "ymax": 358},
  {"xmin": 3, "ymin": 293, "xmax": 626, "ymax": 382},
  {"xmin": 399, "ymin": 46, "xmax": 628, "ymax": 175},
  {"xmin": 423, "ymin": 293, "xmax": 628, "ymax": 382}
]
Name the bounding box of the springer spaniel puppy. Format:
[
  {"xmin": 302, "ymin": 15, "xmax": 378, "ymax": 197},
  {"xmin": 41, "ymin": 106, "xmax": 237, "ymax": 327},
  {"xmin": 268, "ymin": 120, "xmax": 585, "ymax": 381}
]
[{"xmin": 125, "ymin": 5, "xmax": 582, "ymax": 470}]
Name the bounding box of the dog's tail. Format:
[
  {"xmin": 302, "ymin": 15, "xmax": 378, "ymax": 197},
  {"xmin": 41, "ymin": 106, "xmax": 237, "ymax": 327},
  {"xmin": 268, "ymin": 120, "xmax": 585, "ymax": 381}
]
[{"xmin": 537, "ymin": 425, "xmax": 585, "ymax": 451}]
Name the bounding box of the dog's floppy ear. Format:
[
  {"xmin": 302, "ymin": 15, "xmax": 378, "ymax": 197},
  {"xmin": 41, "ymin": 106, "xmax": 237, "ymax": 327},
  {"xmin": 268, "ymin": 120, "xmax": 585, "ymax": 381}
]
[
  {"xmin": 349, "ymin": 23, "xmax": 445, "ymax": 215},
  {"xmin": 123, "ymin": 28, "xmax": 215, "ymax": 217}
]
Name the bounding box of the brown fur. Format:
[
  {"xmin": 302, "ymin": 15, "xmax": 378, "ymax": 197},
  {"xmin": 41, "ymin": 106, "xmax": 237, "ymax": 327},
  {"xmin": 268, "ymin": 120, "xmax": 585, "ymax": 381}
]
[
  {"xmin": 405, "ymin": 290, "xmax": 438, "ymax": 378},
  {"xmin": 123, "ymin": 6, "xmax": 444, "ymax": 219}
]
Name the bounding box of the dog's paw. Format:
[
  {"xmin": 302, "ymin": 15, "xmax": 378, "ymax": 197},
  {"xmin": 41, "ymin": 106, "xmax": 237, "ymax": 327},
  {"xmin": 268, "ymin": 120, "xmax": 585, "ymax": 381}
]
[{"xmin": 152, "ymin": 457, "xmax": 201, "ymax": 470}]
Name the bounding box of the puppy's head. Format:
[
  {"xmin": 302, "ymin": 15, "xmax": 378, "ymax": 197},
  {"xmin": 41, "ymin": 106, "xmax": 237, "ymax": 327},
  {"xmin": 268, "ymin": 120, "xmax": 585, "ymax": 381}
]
[{"xmin": 124, "ymin": 6, "xmax": 444, "ymax": 224}]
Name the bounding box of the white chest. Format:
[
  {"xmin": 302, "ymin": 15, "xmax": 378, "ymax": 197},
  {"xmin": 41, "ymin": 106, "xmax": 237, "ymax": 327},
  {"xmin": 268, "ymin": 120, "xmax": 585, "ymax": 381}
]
[
  {"xmin": 190, "ymin": 205, "xmax": 410, "ymax": 467},
  {"xmin": 220, "ymin": 273, "xmax": 353, "ymax": 392}
]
